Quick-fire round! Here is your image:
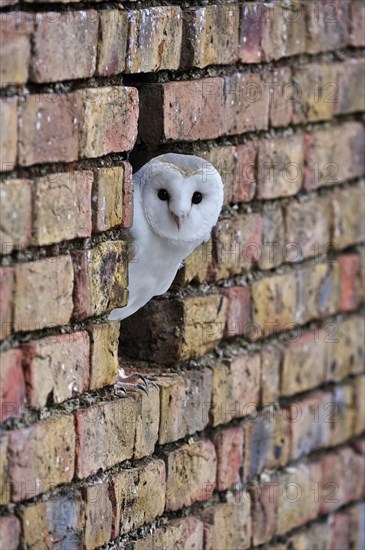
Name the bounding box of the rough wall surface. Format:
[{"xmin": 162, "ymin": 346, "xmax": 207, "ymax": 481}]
[{"xmin": 0, "ymin": 1, "xmax": 364, "ymax": 548}]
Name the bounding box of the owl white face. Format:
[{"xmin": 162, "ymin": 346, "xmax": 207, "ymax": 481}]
[{"xmin": 139, "ymin": 155, "xmax": 224, "ymax": 243}]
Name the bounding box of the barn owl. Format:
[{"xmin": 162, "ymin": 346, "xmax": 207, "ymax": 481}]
[{"xmin": 108, "ymin": 153, "xmax": 224, "ymax": 391}]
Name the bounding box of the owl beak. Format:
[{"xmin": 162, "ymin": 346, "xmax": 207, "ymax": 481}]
[{"xmin": 171, "ymin": 212, "xmax": 189, "ymax": 230}]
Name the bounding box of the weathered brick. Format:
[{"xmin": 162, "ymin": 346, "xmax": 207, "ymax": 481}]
[
  {"xmin": 22, "ymin": 331, "xmax": 90, "ymax": 407},
  {"xmin": 269, "ymin": 67, "xmax": 293, "ymax": 128},
  {"xmin": 80, "ymin": 86, "xmax": 138, "ymax": 158},
  {"xmin": 326, "ymin": 315, "xmax": 365, "ymax": 382},
  {"xmin": 210, "ymin": 352, "xmax": 261, "ymax": 426},
  {"xmin": 306, "ymin": 1, "xmax": 349, "ymax": 54},
  {"xmin": 329, "ymin": 384, "xmax": 355, "ymax": 447},
  {"xmin": 164, "ymin": 439, "xmax": 216, "ymax": 511},
  {"xmin": 21, "ymin": 492, "xmax": 84, "ymax": 548},
  {"xmin": 252, "ymin": 272, "xmax": 297, "ymax": 338},
  {"xmin": 251, "ymin": 480, "xmax": 278, "ymax": 545},
  {"xmin": 0, "ymin": 12, "xmax": 33, "ymax": 85},
  {"xmin": 174, "ymin": 240, "xmax": 212, "ymax": 286},
  {"xmin": 97, "ymin": 10, "xmax": 128, "ymax": 76},
  {"xmin": 83, "ymin": 482, "xmax": 113, "ymax": 549},
  {"xmin": 353, "ymin": 375, "xmax": 365, "ymax": 436},
  {"xmin": 132, "ymin": 384, "xmax": 159, "ymax": 459},
  {"xmin": 261, "ymin": 343, "xmax": 281, "ymax": 405},
  {"xmin": 238, "ymin": 2, "xmax": 273, "ymax": 63},
  {"xmin": 338, "ymin": 255, "xmax": 362, "ymax": 312},
  {"xmin": 211, "ymin": 427, "xmax": 244, "ymax": 491},
  {"xmin": 349, "ymin": 0, "xmax": 365, "ymax": 46},
  {"xmin": 257, "ymin": 135, "xmax": 304, "ymax": 198},
  {"xmin": 334, "ymin": 59, "xmax": 365, "ymax": 115},
  {"xmin": 0, "ymin": 515, "xmax": 21, "ymax": 550},
  {"xmin": 8, "ymin": 415, "xmax": 75, "ymax": 501},
  {"xmin": 75, "ymin": 396, "xmax": 136, "ymax": 478},
  {"xmin": 233, "ymin": 141, "xmax": 257, "ymax": 203},
  {"xmin": 112, "ymin": 459, "xmax": 165, "ymax": 536},
  {"xmin": 126, "ymin": 7, "xmax": 182, "ymax": 73},
  {"xmin": 92, "ymin": 164, "xmax": 132, "ymax": 232},
  {"xmin": 0, "ymin": 179, "xmax": 32, "ymax": 252},
  {"xmin": 200, "ymin": 495, "xmax": 252, "ymax": 550},
  {"xmin": 73, "ymin": 240, "xmax": 128, "ymax": 320},
  {"xmin": 331, "ymin": 184, "xmax": 365, "ymax": 250},
  {"xmin": 0, "ymin": 433, "xmax": 10, "ymax": 505},
  {"xmin": 0, "ymin": 97, "xmax": 17, "ymax": 171},
  {"xmin": 330, "ymin": 512, "xmax": 351, "ymax": 550},
  {"xmin": 349, "ymin": 503, "xmax": 365, "ymax": 550},
  {"xmin": 134, "ymin": 517, "xmax": 204, "ymax": 550},
  {"xmin": 18, "ymin": 92, "xmax": 82, "ymax": 166},
  {"xmin": 32, "ymin": 171, "xmax": 93, "ymax": 245},
  {"xmin": 258, "ymin": 203, "xmax": 285, "ymax": 270},
  {"xmin": 223, "ymin": 72, "xmax": 270, "ymax": 135},
  {"xmin": 0, "ymin": 348, "xmax": 25, "ymax": 422},
  {"xmin": 88, "ymin": 322, "xmax": 119, "ymax": 389},
  {"xmin": 292, "ymin": 64, "xmax": 335, "ymax": 124},
  {"xmin": 0, "ymin": 267, "xmax": 13, "ymax": 339},
  {"xmin": 139, "ymin": 78, "xmax": 224, "ymax": 143},
  {"xmin": 14, "ymin": 255, "xmax": 74, "ymax": 331},
  {"xmin": 288, "ymin": 520, "xmax": 331, "ymax": 550},
  {"xmin": 181, "ymin": 5, "xmax": 238, "ymax": 68},
  {"xmin": 30, "ymin": 11, "xmax": 98, "ymax": 82},
  {"xmin": 222, "ymin": 286, "xmax": 251, "ymax": 338}
]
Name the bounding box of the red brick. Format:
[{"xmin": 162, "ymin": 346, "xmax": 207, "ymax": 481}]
[
  {"xmin": 338, "ymin": 255, "xmax": 362, "ymax": 312},
  {"xmin": 139, "ymin": 78, "xmax": 224, "ymax": 143},
  {"xmin": 22, "ymin": 331, "xmax": 90, "ymax": 407},
  {"xmin": 222, "ymin": 286, "xmax": 251, "ymax": 338},
  {"xmin": 330, "ymin": 513, "xmax": 351, "ymax": 550},
  {"xmin": 126, "ymin": 7, "xmax": 182, "ymax": 73},
  {"xmin": 251, "ymin": 480, "xmax": 277, "ymax": 545},
  {"xmin": 233, "ymin": 141, "xmax": 257, "ymax": 203},
  {"xmin": 306, "ymin": 1, "xmax": 349, "ymax": 54},
  {"xmin": 0, "ymin": 178, "xmax": 32, "ymax": 252},
  {"xmin": 165, "ymin": 440, "xmax": 216, "ymax": 511},
  {"xmin": 0, "ymin": 12, "xmax": 33, "ymax": 85},
  {"xmin": 8, "ymin": 415, "xmax": 75, "ymax": 501},
  {"xmin": 0, "ymin": 97, "xmax": 17, "ymax": 171},
  {"xmin": 211, "ymin": 427, "xmax": 244, "ymax": 491},
  {"xmin": 292, "ymin": 64, "xmax": 335, "ymax": 124},
  {"xmin": 223, "ymin": 72, "xmax": 270, "ymax": 135},
  {"xmin": 92, "ymin": 164, "xmax": 132, "ymax": 232},
  {"xmin": 0, "ymin": 267, "xmax": 13, "ymax": 339},
  {"xmin": 88, "ymin": 322, "xmax": 119, "ymax": 389},
  {"xmin": 80, "ymin": 86, "xmax": 138, "ymax": 158},
  {"xmin": 238, "ymin": 2, "xmax": 273, "ymax": 63},
  {"xmin": 0, "ymin": 515, "xmax": 21, "ymax": 550},
  {"xmin": 14, "ymin": 255, "xmax": 74, "ymax": 332},
  {"xmin": 30, "ymin": 11, "xmax": 98, "ymax": 82},
  {"xmin": 334, "ymin": 59, "xmax": 365, "ymax": 115},
  {"xmin": 331, "ymin": 184, "xmax": 365, "ymax": 250},
  {"xmin": 75, "ymin": 396, "xmax": 136, "ymax": 478},
  {"xmin": 349, "ymin": 0, "xmax": 365, "ymax": 46},
  {"xmin": 21, "ymin": 492, "xmax": 84, "ymax": 548},
  {"xmin": 83, "ymin": 482, "xmax": 113, "ymax": 549},
  {"xmin": 134, "ymin": 517, "xmax": 204, "ymax": 550},
  {"xmin": 19, "ymin": 92, "xmax": 82, "ymax": 166},
  {"xmin": 97, "ymin": 10, "xmax": 128, "ymax": 76},
  {"xmin": 0, "ymin": 348, "xmax": 25, "ymax": 422},
  {"xmin": 210, "ymin": 352, "xmax": 261, "ymax": 426},
  {"xmin": 269, "ymin": 67, "xmax": 293, "ymax": 128},
  {"xmin": 32, "ymin": 171, "xmax": 93, "ymax": 245}
]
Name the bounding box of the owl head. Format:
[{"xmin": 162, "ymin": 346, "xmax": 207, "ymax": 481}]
[{"xmin": 135, "ymin": 153, "xmax": 224, "ymax": 244}]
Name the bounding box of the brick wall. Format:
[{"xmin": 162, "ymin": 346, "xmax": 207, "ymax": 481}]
[{"xmin": 0, "ymin": 1, "xmax": 364, "ymax": 548}]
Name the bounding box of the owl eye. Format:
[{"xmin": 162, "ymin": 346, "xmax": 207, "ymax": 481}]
[
  {"xmin": 158, "ymin": 189, "xmax": 169, "ymax": 201},
  {"xmin": 192, "ymin": 191, "xmax": 203, "ymax": 204}
]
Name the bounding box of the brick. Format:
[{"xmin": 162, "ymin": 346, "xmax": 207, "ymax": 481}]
[
  {"xmin": 126, "ymin": 7, "xmax": 182, "ymax": 73},
  {"xmin": 306, "ymin": 1, "xmax": 349, "ymax": 54},
  {"xmin": 139, "ymin": 78, "xmax": 224, "ymax": 143},
  {"xmin": 157, "ymin": 368, "xmax": 212, "ymax": 445},
  {"xmin": 19, "ymin": 92, "xmax": 82, "ymax": 166},
  {"xmin": 30, "ymin": 11, "xmax": 98, "ymax": 82},
  {"xmin": 252, "ymin": 272, "xmax": 297, "ymax": 338},
  {"xmin": 80, "ymin": 86, "xmax": 138, "ymax": 158},
  {"xmin": 211, "ymin": 427, "xmax": 243, "ymax": 491},
  {"xmin": 92, "ymin": 164, "xmax": 132, "ymax": 232},
  {"xmin": 0, "ymin": 12, "xmax": 33, "ymax": 85},
  {"xmin": 88, "ymin": 322, "xmax": 119, "ymax": 389},
  {"xmin": 258, "ymin": 203, "xmax": 285, "ymax": 270},
  {"xmin": 334, "ymin": 59, "xmax": 365, "ymax": 115},
  {"xmin": 257, "ymin": 135, "xmax": 304, "ymax": 198},
  {"xmin": 32, "ymin": 171, "xmax": 93, "ymax": 245},
  {"xmin": 121, "ymin": 295, "xmax": 226, "ymax": 363},
  {"xmin": 83, "ymin": 482, "xmax": 113, "ymax": 549},
  {"xmin": 0, "ymin": 348, "xmax": 25, "ymax": 422},
  {"xmin": 292, "ymin": 64, "xmax": 335, "ymax": 124},
  {"xmin": 223, "ymin": 72, "xmax": 270, "ymax": 135},
  {"xmin": 349, "ymin": 503, "xmax": 365, "ymax": 550},
  {"xmin": 164, "ymin": 439, "xmax": 216, "ymax": 511},
  {"xmin": 132, "ymin": 384, "xmax": 159, "ymax": 459},
  {"xmin": 261, "ymin": 343, "xmax": 281, "ymax": 405},
  {"xmin": 210, "ymin": 352, "xmax": 261, "ymax": 426},
  {"xmin": 22, "ymin": 331, "xmax": 90, "ymax": 408},
  {"xmin": 338, "ymin": 255, "xmax": 362, "ymax": 312},
  {"xmin": 330, "ymin": 513, "xmax": 350, "ymax": 550},
  {"xmin": 112, "ymin": 459, "xmax": 165, "ymax": 536},
  {"xmin": 0, "ymin": 267, "xmax": 13, "ymax": 339},
  {"xmin": 269, "ymin": 67, "xmax": 293, "ymax": 128},
  {"xmin": 8, "ymin": 415, "xmax": 75, "ymax": 501},
  {"xmin": 251, "ymin": 480, "xmax": 278, "ymax": 545},
  {"xmin": 222, "ymin": 286, "xmax": 251, "ymax": 338},
  {"xmin": 21, "ymin": 492, "xmax": 84, "ymax": 548},
  {"xmin": 331, "ymin": 184, "xmax": 365, "ymax": 250},
  {"xmin": 134, "ymin": 517, "xmax": 204, "ymax": 550},
  {"xmin": 0, "ymin": 179, "xmax": 32, "ymax": 252},
  {"xmin": 0, "ymin": 97, "xmax": 17, "ymax": 171},
  {"xmin": 281, "ymin": 330, "xmax": 328, "ymax": 397},
  {"xmin": 97, "ymin": 10, "xmax": 128, "ymax": 76},
  {"xmin": 74, "ymin": 396, "xmax": 137, "ymax": 478},
  {"xmin": 174, "ymin": 240, "xmax": 212, "ymax": 286},
  {"xmin": 200, "ymin": 495, "xmax": 252, "ymax": 550},
  {"xmin": 233, "ymin": 142, "xmax": 257, "ymax": 203},
  {"xmin": 209, "ymin": 214, "xmax": 262, "ymax": 280},
  {"xmin": 0, "ymin": 515, "xmax": 21, "ymax": 550},
  {"xmin": 349, "ymin": 0, "xmax": 365, "ymax": 46},
  {"xmin": 326, "ymin": 315, "xmax": 365, "ymax": 381},
  {"xmin": 353, "ymin": 375, "xmax": 365, "ymax": 436},
  {"xmin": 288, "ymin": 520, "xmax": 331, "ymax": 550},
  {"xmin": 329, "ymin": 384, "xmax": 355, "ymax": 447},
  {"xmin": 181, "ymin": 5, "xmax": 238, "ymax": 68},
  {"xmin": 305, "ymin": 123, "xmax": 365, "ymax": 190},
  {"xmin": 14, "ymin": 255, "xmax": 74, "ymax": 332},
  {"xmin": 0, "ymin": 433, "xmax": 10, "ymax": 505},
  {"xmin": 238, "ymin": 2, "xmax": 274, "ymax": 63},
  {"xmin": 73, "ymin": 240, "xmax": 128, "ymax": 320}
]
